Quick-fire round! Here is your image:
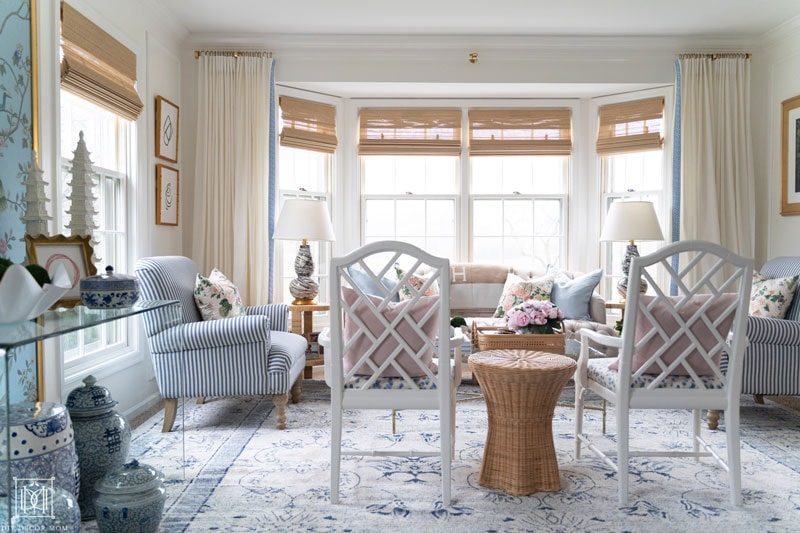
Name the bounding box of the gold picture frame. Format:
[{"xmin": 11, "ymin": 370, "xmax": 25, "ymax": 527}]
[
  {"xmin": 24, "ymin": 234, "xmax": 96, "ymax": 308},
  {"xmin": 156, "ymin": 95, "xmax": 179, "ymax": 163},
  {"xmin": 156, "ymin": 164, "xmax": 179, "ymax": 225},
  {"xmin": 781, "ymin": 94, "xmax": 800, "ymax": 216}
]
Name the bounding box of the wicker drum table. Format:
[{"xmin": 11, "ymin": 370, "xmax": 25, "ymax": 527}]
[{"xmin": 468, "ymin": 349, "xmax": 577, "ymax": 496}]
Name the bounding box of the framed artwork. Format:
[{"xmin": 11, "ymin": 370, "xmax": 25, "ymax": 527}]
[
  {"xmin": 156, "ymin": 164, "xmax": 179, "ymax": 225},
  {"xmin": 24, "ymin": 234, "xmax": 96, "ymax": 308},
  {"xmin": 781, "ymin": 94, "xmax": 800, "ymax": 216},
  {"xmin": 156, "ymin": 95, "xmax": 179, "ymax": 162}
]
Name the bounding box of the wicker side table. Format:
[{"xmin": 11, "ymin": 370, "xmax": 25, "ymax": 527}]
[{"xmin": 468, "ymin": 349, "xmax": 577, "ymax": 496}]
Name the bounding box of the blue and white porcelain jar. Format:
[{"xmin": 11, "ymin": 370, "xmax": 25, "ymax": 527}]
[
  {"xmin": 80, "ymin": 265, "xmax": 140, "ymax": 309},
  {"xmin": 66, "ymin": 375, "xmax": 131, "ymax": 521},
  {"xmin": 94, "ymin": 459, "xmax": 166, "ymax": 533},
  {"xmin": 0, "ymin": 402, "xmax": 80, "ymax": 498}
]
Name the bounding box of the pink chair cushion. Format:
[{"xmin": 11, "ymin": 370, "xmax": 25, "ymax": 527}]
[
  {"xmin": 610, "ymin": 293, "xmax": 737, "ymax": 376},
  {"xmin": 342, "ymin": 286, "xmax": 439, "ymax": 377}
]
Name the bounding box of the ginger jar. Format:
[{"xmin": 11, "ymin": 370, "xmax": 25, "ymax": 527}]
[{"xmin": 66, "ymin": 375, "xmax": 131, "ymax": 520}]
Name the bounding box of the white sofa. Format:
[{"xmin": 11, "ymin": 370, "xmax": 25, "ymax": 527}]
[{"xmin": 439, "ymin": 263, "xmax": 618, "ymax": 354}]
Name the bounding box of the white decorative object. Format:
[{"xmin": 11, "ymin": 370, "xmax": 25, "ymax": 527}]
[
  {"xmin": 0, "ymin": 262, "xmax": 70, "ymax": 323},
  {"xmin": 67, "ymin": 131, "xmax": 101, "ymax": 263},
  {"xmin": 21, "ymin": 149, "xmax": 52, "ymax": 236}
]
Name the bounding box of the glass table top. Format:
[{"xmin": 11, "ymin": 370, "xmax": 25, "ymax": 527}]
[{"xmin": 0, "ymin": 300, "xmax": 179, "ymax": 351}]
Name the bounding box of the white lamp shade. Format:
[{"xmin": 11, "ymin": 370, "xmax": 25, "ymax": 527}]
[
  {"xmin": 600, "ymin": 201, "xmax": 664, "ymax": 242},
  {"xmin": 273, "ymin": 199, "xmax": 336, "ymax": 242}
]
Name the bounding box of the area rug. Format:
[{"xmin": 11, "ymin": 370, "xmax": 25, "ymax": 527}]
[{"xmin": 83, "ymin": 381, "xmax": 800, "ymax": 532}]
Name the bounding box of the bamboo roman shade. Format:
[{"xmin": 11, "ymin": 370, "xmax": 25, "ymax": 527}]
[
  {"xmin": 60, "ymin": 2, "xmax": 143, "ymax": 121},
  {"xmin": 358, "ymin": 108, "xmax": 461, "ymax": 155},
  {"xmin": 279, "ymin": 96, "xmax": 338, "ymax": 153},
  {"xmin": 596, "ymin": 97, "xmax": 664, "ymax": 155},
  {"xmin": 468, "ymin": 108, "xmax": 572, "ymax": 156}
]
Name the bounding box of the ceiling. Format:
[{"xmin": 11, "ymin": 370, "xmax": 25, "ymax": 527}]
[{"xmin": 163, "ymin": 0, "xmax": 800, "ymax": 37}]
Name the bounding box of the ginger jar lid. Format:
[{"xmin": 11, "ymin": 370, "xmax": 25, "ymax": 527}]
[
  {"xmin": 79, "ymin": 265, "xmax": 139, "ymax": 291},
  {"xmin": 65, "ymin": 375, "xmax": 118, "ymax": 416},
  {"xmin": 95, "ymin": 459, "xmax": 164, "ymax": 495}
]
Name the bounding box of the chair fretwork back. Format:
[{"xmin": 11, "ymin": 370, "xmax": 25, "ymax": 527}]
[
  {"xmin": 329, "ymin": 242, "xmax": 450, "ymax": 392},
  {"xmin": 621, "ymin": 241, "xmax": 753, "ymax": 392}
]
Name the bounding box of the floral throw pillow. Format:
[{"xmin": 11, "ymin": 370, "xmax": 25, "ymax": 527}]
[
  {"xmin": 194, "ymin": 268, "xmax": 247, "ymax": 321},
  {"xmin": 493, "ymin": 272, "xmax": 554, "ymax": 318},
  {"xmin": 394, "ymin": 263, "xmax": 440, "ymax": 301},
  {"xmin": 749, "ymin": 271, "xmax": 799, "ymax": 318}
]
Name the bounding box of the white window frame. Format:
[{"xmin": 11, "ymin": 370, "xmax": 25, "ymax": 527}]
[{"xmin": 593, "ymin": 86, "xmax": 674, "ymax": 302}]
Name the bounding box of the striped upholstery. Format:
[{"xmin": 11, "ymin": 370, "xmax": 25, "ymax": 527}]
[
  {"xmin": 134, "ymin": 256, "xmax": 307, "ymax": 401},
  {"xmin": 741, "ymin": 257, "xmax": 800, "ymax": 396}
]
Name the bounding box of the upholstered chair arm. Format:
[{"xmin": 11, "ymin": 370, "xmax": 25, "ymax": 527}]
[
  {"xmin": 245, "ymin": 303, "xmax": 289, "ymax": 332},
  {"xmin": 147, "ymin": 316, "xmax": 271, "ymax": 353},
  {"xmin": 746, "ymin": 315, "xmax": 800, "ymax": 345}
]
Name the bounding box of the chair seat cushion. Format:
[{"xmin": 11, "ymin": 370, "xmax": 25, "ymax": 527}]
[
  {"xmin": 588, "ymin": 357, "xmax": 726, "ymax": 390},
  {"xmin": 343, "ymin": 359, "xmax": 456, "ymax": 390}
]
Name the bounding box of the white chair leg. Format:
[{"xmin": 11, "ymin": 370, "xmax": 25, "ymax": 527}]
[
  {"xmin": 574, "ymin": 382, "xmax": 584, "ymax": 459},
  {"xmin": 725, "ymin": 407, "xmax": 743, "ymax": 506},
  {"xmin": 617, "ymin": 406, "xmax": 629, "ymax": 506},
  {"xmin": 440, "ymin": 408, "xmax": 452, "ymax": 506},
  {"xmin": 692, "ymin": 408, "xmax": 701, "ymax": 459},
  {"xmin": 331, "ymin": 408, "xmax": 343, "ymax": 504}
]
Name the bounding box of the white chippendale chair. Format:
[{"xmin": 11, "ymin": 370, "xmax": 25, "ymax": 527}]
[
  {"xmin": 574, "ymin": 240, "xmax": 753, "ymax": 506},
  {"xmin": 319, "ymin": 241, "xmax": 461, "ymax": 505}
]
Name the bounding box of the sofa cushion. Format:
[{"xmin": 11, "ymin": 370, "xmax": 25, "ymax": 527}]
[
  {"xmin": 547, "ymin": 266, "xmax": 603, "ymax": 320},
  {"xmin": 341, "ymin": 287, "xmax": 439, "ymax": 377},
  {"xmin": 493, "ymin": 272, "xmax": 554, "ymax": 318},
  {"xmin": 749, "ymin": 271, "xmax": 799, "ymax": 319},
  {"xmin": 346, "ymin": 266, "xmax": 399, "ymax": 302},
  {"xmin": 193, "ymin": 268, "xmax": 247, "ymax": 321}
]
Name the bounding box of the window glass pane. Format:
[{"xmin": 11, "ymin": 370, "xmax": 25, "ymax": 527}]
[
  {"xmin": 472, "ymin": 155, "xmax": 567, "ymax": 194},
  {"xmin": 279, "ymin": 146, "xmax": 327, "ymax": 192},
  {"xmin": 472, "ymin": 200, "xmax": 503, "ymax": 236},
  {"xmin": 363, "ymin": 155, "xmax": 457, "ymax": 194},
  {"xmin": 364, "ymin": 200, "xmax": 397, "ymax": 239}
]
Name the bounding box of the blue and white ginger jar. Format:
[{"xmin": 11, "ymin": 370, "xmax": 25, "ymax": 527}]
[
  {"xmin": 66, "ymin": 375, "xmax": 131, "ymax": 520},
  {"xmin": 80, "ymin": 265, "xmax": 140, "ymax": 309},
  {"xmin": 94, "ymin": 459, "xmax": 166, "ymax": 533}
]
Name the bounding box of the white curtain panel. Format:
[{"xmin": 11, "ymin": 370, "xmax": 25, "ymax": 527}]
[
  {"xmin": 192, "ymin": 54, "xmax": 273, "ymax": 304},
  {"xmin": 678, "ymin": 56, "xmax": 755, "ymax": 261}
]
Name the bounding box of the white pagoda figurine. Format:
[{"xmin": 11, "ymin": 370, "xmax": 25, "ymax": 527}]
[
  {"xmin": 67, "ymin": 131, "xmax": 101, "ymax": 263},
  {"xmin": 21, "ymin": 150, "xmax": 52, "ymax": 236}
]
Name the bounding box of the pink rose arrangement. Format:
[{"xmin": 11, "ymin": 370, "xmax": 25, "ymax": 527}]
[{"xmin": 505, "ymin": 299, "xmax": 564, "ymax": 334}]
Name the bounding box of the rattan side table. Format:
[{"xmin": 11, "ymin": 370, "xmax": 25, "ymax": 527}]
[{"xmin": 468, "ymin": 349, "xmax": 577, "ymax": 496}]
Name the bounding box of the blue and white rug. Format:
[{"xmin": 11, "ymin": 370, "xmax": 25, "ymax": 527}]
[{"xmin": 86, "ymin": 381, "xmax": 800, "ymax": 532}]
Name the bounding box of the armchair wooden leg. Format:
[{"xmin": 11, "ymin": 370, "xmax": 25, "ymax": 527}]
[
  {"xmin": 162, "ymin": 398, "xmax": 178, "ymax": 433},
  {"xmin": 273, "ymin": 393, "xmax": 289, "ymax": 430},
  {"xmin": 290, "ymin": 378, "xmax": 302, "ymax": 404},
  {"xmin": 707, "ymin": 409, "xmax": 720, "ymax": 430},
  {"xmin": 196, "ymin": 397, "xmax": 206, "ymax": 405},
  {"xmin": 754, "ymin": 394, "xmax": 765, "ymax": 404}
]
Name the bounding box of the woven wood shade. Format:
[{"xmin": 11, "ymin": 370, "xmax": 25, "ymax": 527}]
[
  {"xmin": 469, "ymin": 108, "xmax": 572, "ymax": 156},
  {"xmin": 60, "ymin": 2, "xmax": 143, "ymax": 121},
  {"xmin": 358, "ymin": 108, "xmax": 462, "ymax": 155},
  {"xmin": 596, "ymin": 97, "xmax": 664, "ymax": 155},
  {"xmin": 279, "ymin": 96, "xmax": 338, "ymax": 154}
]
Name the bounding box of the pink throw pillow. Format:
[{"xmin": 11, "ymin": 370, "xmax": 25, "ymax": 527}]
[
  {"xmin": 609, "ymin": 293, "xmax": 738, "ymax": 376},
  {"xmin": 342, "ymin": 286, "xmax": 440, "ymax": 377}
]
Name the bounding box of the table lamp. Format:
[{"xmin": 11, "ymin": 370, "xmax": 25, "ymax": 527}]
[
  {"xmin": 273, "ymin": 199, "xmax": 336, "ymax": 305},
  {"xmin": 599, "ymin": 200, "xmax": 664, "ymax": 299}
]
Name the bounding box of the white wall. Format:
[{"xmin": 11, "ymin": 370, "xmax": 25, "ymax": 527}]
[
  {"xmin": 756, "ymin": 18, "xmax": 800, "ymax": 262},
  {"xmin": 36, "ymin": 0, "xmax": 188, "ymax": 418}
]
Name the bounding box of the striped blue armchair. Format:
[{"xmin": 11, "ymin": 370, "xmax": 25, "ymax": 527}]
[
  {"xmin": 742, "ymin": 257, "xmax": 800, "ymax": 403},
  {"xmin": 134, "ymin": 256, "xmax": 307, "ymax": 432}
]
